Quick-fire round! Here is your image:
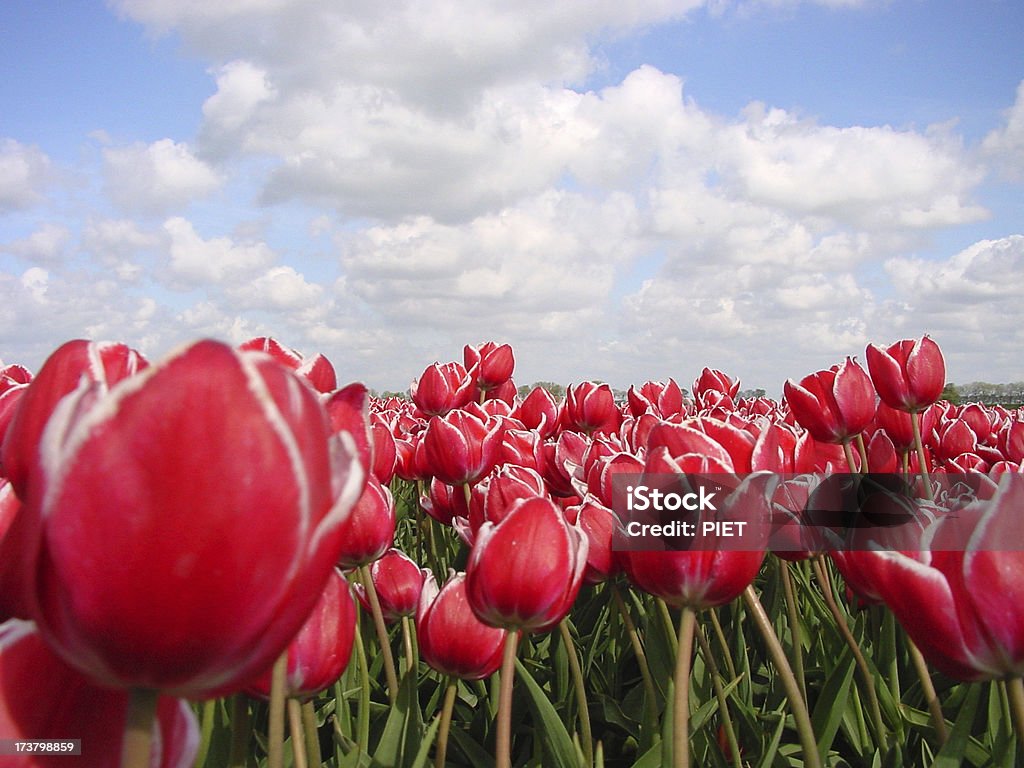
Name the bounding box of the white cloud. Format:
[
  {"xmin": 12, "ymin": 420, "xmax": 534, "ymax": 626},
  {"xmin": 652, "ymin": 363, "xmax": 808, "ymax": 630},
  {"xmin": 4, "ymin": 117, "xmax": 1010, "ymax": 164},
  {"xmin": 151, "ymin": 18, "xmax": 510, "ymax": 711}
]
[
  {"xmin": 0, "ymin": 139, "xmax": 52, "ymax": 211},
  {"xmin": 982, "ymin": 80, "xmax": 1024, "ymax": 179},
  {"xmin": 1, "ymin": 224, "xmax": 70, "ymax": 265},
  {"xmin": 228, "ymin": 265, "xmax": 324, "ymax": 310},
  {"xmin": 103, "ymin": 139, "xmax": 223, "ymax": 214},
  {"xmin": 81, "ymin": 218, "xmax": 161, "ymax": 281},
  {"xmin": 161, "ymin": 216, "xmax": 274, "ymax": 286}
]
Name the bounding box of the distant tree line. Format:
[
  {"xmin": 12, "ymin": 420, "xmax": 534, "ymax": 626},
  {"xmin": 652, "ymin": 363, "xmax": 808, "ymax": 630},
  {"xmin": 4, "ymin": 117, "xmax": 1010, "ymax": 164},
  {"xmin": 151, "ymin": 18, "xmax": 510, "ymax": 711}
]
[{"xmin": 941, "ymin": 382, "xmax": 1024, "ymax": 407}]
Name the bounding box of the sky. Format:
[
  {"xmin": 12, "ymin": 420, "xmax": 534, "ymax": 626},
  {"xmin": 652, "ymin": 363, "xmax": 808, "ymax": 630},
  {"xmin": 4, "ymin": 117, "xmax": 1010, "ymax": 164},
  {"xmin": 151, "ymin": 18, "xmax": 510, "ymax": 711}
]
[{"xmin": 1, "ymin": 0, "xmax": 1022, "ymax": 395}]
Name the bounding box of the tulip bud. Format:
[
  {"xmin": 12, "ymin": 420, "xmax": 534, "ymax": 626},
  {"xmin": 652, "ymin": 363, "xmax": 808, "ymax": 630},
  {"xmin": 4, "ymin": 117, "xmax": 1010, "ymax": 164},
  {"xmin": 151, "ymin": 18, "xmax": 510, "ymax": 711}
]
[
  {"xmin": 244, "ymin": 568, "xmax": 356, "ymax": 700},
  {"xmin": 417, "ymin": 572, "xmax": 507, "ymax": 680},
  {"xmin": 517, "ymin": 386, "xmax": 560, "ymax": 439},
  {"xmin": 410, "ymin": 362, "xmax": 475, "ymax": 417},
  {"xmin": 336, "ymin": 475, "xmax": 397, "ymax": 568},
  {"xmin": 466, "ymin": 497, "xmax": 588, "ymax": 632},
  {"xmin": 784, "ymin": 357, "xmax": 875, "ymax": 444},
  {"xmin": 421, "ymin": 409, "xmax": 504, "ymax": 485},
  {"xmin": 464, "ymin": 342, "xmax": 515, "ymax": 391},
  {"xmin": 353, "ymin": 548, "xmax": 427, "ymax": 623},
  {"xmin": 562, "ymin": 382, "xmax": 622, "ymax": 436},
  {"xmin": 865, "ymin": 336, "xmax": 946, "ymax": 412}
]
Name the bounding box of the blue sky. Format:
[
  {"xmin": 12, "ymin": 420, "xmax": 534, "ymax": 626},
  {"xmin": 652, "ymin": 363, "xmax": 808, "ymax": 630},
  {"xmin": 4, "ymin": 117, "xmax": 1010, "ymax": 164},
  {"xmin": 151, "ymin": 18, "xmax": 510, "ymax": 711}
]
[{"xmin": 2, "ymin": 0, "xmax": 1022, "ymax": 394}]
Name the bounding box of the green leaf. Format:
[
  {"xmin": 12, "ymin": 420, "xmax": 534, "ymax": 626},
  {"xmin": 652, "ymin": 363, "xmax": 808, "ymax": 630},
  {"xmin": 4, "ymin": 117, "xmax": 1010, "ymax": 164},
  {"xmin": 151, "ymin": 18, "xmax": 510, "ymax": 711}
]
[
  {"xmin": 515, "ymin": 657, "xmax": 582, "ymax": 768},
  {"xmin": 370, "ymin": 671, "xmax": 422, "ymax": 767},
  {"xmin": 931, "ymin": 683, "xmax": 981, "ymax": 768},
  {"xmin": 811, "ymin": 646, "xmax": 856, "ymax": 759}
]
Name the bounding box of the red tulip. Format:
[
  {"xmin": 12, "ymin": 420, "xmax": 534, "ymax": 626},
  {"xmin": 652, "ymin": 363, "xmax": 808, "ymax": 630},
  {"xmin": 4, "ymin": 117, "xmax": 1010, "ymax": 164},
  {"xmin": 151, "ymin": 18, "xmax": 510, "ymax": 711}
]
[
  {"xmin": 421, "ymin": 409, "xmax": 504, "ymax": 485},
  {"xmin": 410, "ymin": 362, "xmax": 475, "ymax": 417},
  {"xmin": 1, "ymin": 339, "xmax": 147, "ymax": 498},
  {"xmin": 466, "ymin": 497, "xmax": 588, "ymax": 632},
  {"xmin": 627, "ymin": 379, "xmax": 686, "ymax": 419},
  {"xmin": 999, "ymin": 420, "xmax": 1024, "ymax": 463},
  {"xmin": 244, "ymin": 568, "xmax": 356, "ymax": 700},
  {"xmin": 565, "ymin": 496, "xmax": 618, "ymax": 584},
  {"xmin": 692, "ymin": 368, "xmax": 740, "ymax": 409},
  {"xmin": 336, "ymin": 475, "xmax": 396, "ymax": 568},
  {"xmin": 0, "ymin": 619, "xmax": 199, "ymax": 768},
  {"xmin": 869, "ymin": 473, "xmax": 1024, "ymax": 680},
  {"xmin": 517, "ymin": 386, "xmax": 560, "ymax": 439},
  {"xmin": 238, "ymin": 336, "xmax": 337, "ymax": 393},
  {"xmin": 562, "ymin": 382, "xmax": 622, "ymax": 436},
  {"xmin": 784, "ymin": 357, "xmax": 875, "ymax": 444},
  {"xmin": 464, "ymin": 342, "xmax": 515, "ymax": 391},
  {"xmin": 16, "ymin": 339, "xmax": 365, "ymax": 696},
  {"xmin": 420, "ymin": 476, "xmax": 468, "ymax": 526},
  {"xmin": 353, "ymin": 549, "xmax": 427, "ymax": 623},
  {"xmin": 865, "ymin": 336, "xmax": 945, "ymax": 412},
  {"xmin": 417, "ymin": 572, "xmax": 507, "ymax": 680}
]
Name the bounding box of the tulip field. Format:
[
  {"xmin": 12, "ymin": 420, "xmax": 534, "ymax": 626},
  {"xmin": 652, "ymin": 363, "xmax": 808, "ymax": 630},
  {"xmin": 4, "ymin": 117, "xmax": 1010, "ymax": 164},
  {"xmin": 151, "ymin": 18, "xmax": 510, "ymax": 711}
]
[{"xmin": 2, "ymin": 336, "xmax": 1024, "ymax": 768}]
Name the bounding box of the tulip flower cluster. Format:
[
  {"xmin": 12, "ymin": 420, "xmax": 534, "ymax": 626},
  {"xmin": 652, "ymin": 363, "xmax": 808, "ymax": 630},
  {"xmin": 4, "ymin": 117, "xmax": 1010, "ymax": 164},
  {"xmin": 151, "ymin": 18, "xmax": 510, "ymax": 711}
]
[{"xmin": 1, "ymin": 332, "xmax": 1022, "ymax": 768}]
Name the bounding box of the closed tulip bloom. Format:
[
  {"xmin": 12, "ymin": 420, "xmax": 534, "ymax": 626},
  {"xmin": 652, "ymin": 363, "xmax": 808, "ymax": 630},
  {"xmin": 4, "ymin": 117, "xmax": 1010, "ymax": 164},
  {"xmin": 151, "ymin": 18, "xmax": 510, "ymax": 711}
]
[
  {"xmin": 784, "ymin": 357, "xmax": 875, "ymax": 444},
  {"xmin": 244, "ymin": 568, "xmax": 356, "ymax": 700},
  {"xmin": 870, "ymin": 473, "xmax": 1024, "ymax": 681},
  {"xmin": 0, "ymin": 620, "xmax": 199, "ymax": 768},
  {"xmin": 562, "ymin": 382, "xmax": 622, "ymax": 436},
  {"xmin": 353, "ymin": 549, "xmax": 427, "ymax": 623},
  {"xmin": 464, "ymin": 342, "xmax": 515, "ymax": 391},
  {"xmin": 466, "ymin": 496, "xmax": 588, "ymax": 633},
  {"xmin": 410, "ymin": 362, "xmax": 475, "ymax": 417},
  {"xmin": 866, "ymin": 336, "xmax": 946, "ymax": 412},
  {"xmin": 18, "ymin": 339, "xmax": 365, "ymax": 696},
  {"xmin": 417, "ymin": 572, "xmax": 507, "ymax": 680},
  {"xmin": 1, "ymin": 339, "xmax": 147, "ymax": 498},
  {"xmin": 517, "ymin": 386, "xmax": 560, "ymax": 439},
  {"xmin": 238, "ymin": 337, "xmax": 337, "ymax": 394},
  {"xmin": 336, "ymin": 475, "xmax": 396, "ymax": 569},
  {"xmin": 564, "ymin": 496, "xmax": 618, "ymax": 584},
  {"xmin": 421, "ymin": 409, "xmax": 504, "ymax": 485},
  {"xmin": 626, "ymin": 379, "xmax": 685, "ymax": 419},
  {"xmin": 692, "ymin": 368, "xmax": 740, "ymax": 409}
]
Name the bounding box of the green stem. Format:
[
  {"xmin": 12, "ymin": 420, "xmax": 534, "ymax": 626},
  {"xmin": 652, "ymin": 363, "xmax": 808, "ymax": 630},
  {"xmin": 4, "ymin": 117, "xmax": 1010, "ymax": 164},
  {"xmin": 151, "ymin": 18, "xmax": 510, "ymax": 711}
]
[
  {"xmin": 812, "ymin": 555, "xmax": 887, "ymax": 748},
  {"xmin": 359, "ymin": 563, "xmax": 400, "ymax": 701},
  {"xmin": 672, "ymin": 607, "xmax": 697, "ymax": 768},
  {"xmin": 907, "ymin": 637, "xmax": 947, "ymax": 745},
  {"xmin": 856, "ymin": 433, "xmax": 869, "ymax": 471},
  {"xmin": 1006, "ymin": 677, "xmax": 1024, "ymax": 748},
  {"xmin": 227, "ymin": 695, "xmax": 251, "ymax": 768},
  {"xmin": 707, "ymin": 607, "xmax": 738, "ymax": 683},
  {"xmin": 402, "ymin": 615, "xmax": 416, "ymax": 674},
  {"xmin": 353, "ymin": 609, "xmax": 371, "ymax": 752},
  {"xmin": 121, "ymin": 688, "xmax": 159, "ymax": 768},
  {"xmin": 267, "ymin": 653, "xmax": 288, "ymax": 768},
  {"xmin": 301, "ymin": 700, "xmax": 322, "ymax": 768},
  {"xmin": 436, "ymin": 680, "xmax": 459, "ymax": 768},
  {"xmin": 194, "ymin": 698, "xmax": 217, "ymax": 768},
  {"xmin": 742, "ymin": 586, "xmax": 821, "ymax": 768},
  {"xmin": 559, "ymin": 619, "xmax": 594, "ymax": 768},
  {"xmin": 657, "ymin": 598, "xmax": 678, "ymax": 655},
  {"xmin": 288, "ymin": 698, "xmax": 308, "ymax": 768},
  {"xmin": 496, "ymin": 632, "xmax": 520, "ymax": 768},
  {"xmin": 911, "ymin": 410, "xmax": 934, "ymax": 502},
  {"xmin": 610, "ymin": 583, "xmax": 659, "ymax": 730},
  {"xmin": 694, "ymin": 618, "xmax": 742, "ymax": 768},
  {"xmin": 842, "ymin": 439, "xmax": 861, "ymax": 474},
  {"xmin": 779, "ymin": 558, "xmax": 807, "ymax": 704}
]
